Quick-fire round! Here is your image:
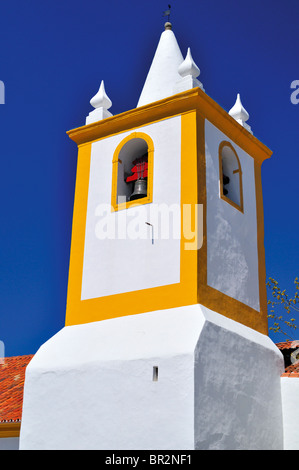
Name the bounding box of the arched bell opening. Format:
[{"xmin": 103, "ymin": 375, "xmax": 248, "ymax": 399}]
[
  {"xmin": 112, "ymin": 132, "xmax": 154, "ymax": 211},
  {"xmin": 219, "ymin": 141, "xmax": 243, "ymax": 212}
]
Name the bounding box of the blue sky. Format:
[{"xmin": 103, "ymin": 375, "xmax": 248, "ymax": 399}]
[{"xmin": 0, "ymin": 0, "xmax": 298, "ymax": 356}]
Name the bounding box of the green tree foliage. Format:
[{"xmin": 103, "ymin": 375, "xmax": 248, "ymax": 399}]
[{"xmin": 267, "ymin": 277, "xmax": 299, "ymax": 340}]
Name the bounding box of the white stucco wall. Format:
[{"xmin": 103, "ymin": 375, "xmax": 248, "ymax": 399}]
[
  {"xmin": 205, "ymin": 120, "xmax": 260, "ymax": 311},
  {"xmin": 281, "ymin": 377, "xmax": 299, "ymax": 449},
  {"xmin": 194, "ymin": 309, "xmax": 284, "ymax": 449},
  {"xmin": 20, "ymin": 305, "xmax": 284, "ymax": 450},
  {"xmin": 81, "ymin": 115, "xmax": 181, "ymax": 300}
]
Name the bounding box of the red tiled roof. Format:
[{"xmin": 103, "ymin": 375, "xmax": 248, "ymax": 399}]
[
  {"xmin": 276, "ymin": 340, "xmax": 299, "ymax": 351},
  {"xmin": 0, "ymin": 355, "xmax": 33, "ymax": 423},
  {"xmin": 276, "ymin": 341, "xmax": 294, "ymax": 350},
  {"xmin": 276, "ymin": 341, "xmax": 299, "ymax": 378},
  {"xmin": 281, "ymin": 362, "xmax": 299, "ymax": 378}
]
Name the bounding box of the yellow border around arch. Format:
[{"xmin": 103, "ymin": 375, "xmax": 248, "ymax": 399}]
[
  {"xmin": 111, "ymin": 132, "xmax": 154, "ymax": 212},
  {"xmin": 219, "ymin": 140, "xmax": 244, "ymax": 213}
]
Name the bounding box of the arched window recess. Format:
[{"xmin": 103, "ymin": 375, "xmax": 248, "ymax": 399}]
[
  {"xmin": 111, "ymin": 132, "xmax": 154, "ymax": 211},
  {"xmin": 219, "ymin": 141, "xmax": 244, "ymax": 213}
]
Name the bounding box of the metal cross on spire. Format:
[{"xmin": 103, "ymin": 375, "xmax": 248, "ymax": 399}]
[{"xmin": 163, "ymin": 4, "xmax": 171, "ymax": 22}]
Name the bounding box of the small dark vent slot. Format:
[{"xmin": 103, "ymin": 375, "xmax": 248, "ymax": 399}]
[{"xmin": 153, "ymin": 366, "xmax": 158, "ymax": 382}]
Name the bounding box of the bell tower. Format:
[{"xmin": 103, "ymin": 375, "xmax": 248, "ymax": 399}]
[
  {"xmin": 20, "ymin": 22, "xmax": 284, "ymax": 451},
  {"xmin": 65, "ymin": 22, "xmax": 270, "ymax": 335}
]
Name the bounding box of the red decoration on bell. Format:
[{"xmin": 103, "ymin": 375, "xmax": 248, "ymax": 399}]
[{"xmin": 126, "ymin": 158, "xmax": 148, "ymax": 183}]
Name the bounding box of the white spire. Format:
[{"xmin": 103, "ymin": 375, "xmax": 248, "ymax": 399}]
[
  {"xmin": 174, "ymin": 47, "xmax": 204, "ymax": 94},
  {"xmin": 229, "ymin": 93, "xmax": 252, "ymax": 134},
  {"xmin": 86, "ymin": 80, "xmax": 113, "ymax": 125},
  {"xmin": 137, "ymin": 23, "xmax": 184, "ymax": 107}
]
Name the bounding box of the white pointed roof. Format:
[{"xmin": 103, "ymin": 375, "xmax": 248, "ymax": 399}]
[{"xmin": 137, "ymin": 22, "xmax": 184, "ymax": 107}]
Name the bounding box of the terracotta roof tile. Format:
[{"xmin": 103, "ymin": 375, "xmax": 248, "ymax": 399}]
[
  {"xmin": 0, "ymin": 355, "xmax": 33, "ymax": 423},
  {"xmin": 276, "ymin": 341, "xmax": 299, "ymax": 377},
  {"xmin": 281, "ymin": 361, "xmax": 299, "ymax": 377},
  {"xmin": 276, "ymin": 340, "xmax": 299, "ymax": 351},
  {"xmin": 276, "ymin": 341, "xmax": 294, "ymax": 350}
]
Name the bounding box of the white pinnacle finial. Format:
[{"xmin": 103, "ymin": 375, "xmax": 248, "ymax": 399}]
[
  {"xmin": 174, "ymin": 47, "xmax": 204, "ymax": 94},
  {"xmin": 86, "ymin": 80, "xmax": 113, "ymax": 125},
  {"xmin": 229, "ymin": 93, "xmax": 252, "ymax": 134},
  {"xmin": 178, "ymin": 47, "xmax": 200, "ymax": 78},
  {"xmin": 90, "ymin": 80, "xmax": 112, "ymax": 110}
]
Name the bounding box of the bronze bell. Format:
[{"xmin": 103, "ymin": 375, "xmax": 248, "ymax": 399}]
[
  {"xmin": 130, "ymin": 178, "xmax": 147, "ymax": 201},
  {"xmin": 223, "ymin": 174, "xmax": 230, "ymax": 196}
]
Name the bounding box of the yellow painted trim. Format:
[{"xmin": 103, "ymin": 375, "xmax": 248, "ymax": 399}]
[
  {"xmin": 0, "ymin": 422, "xmax": 20, "ymax": 438},
  {"xmin": 111, "ymin": 132, "xmax": 154, "ymax": 212},
  {"xmin": 254, "ymin": 160, "xmax": 268, "ymax": 333},
  {"xmin": 67, "ymin": 88, "xmax": 272, "ymax": 165},
  {"xmin": 65, "ymin": 143, "xmax": 92, "ymax": 325},
  {"xmin": 219, "ymin": 141, "xmax": 244, "ymax": 213},
  {"xmin": 65, "ymin": 112, "xmax": 198, "ymax": 326}
]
